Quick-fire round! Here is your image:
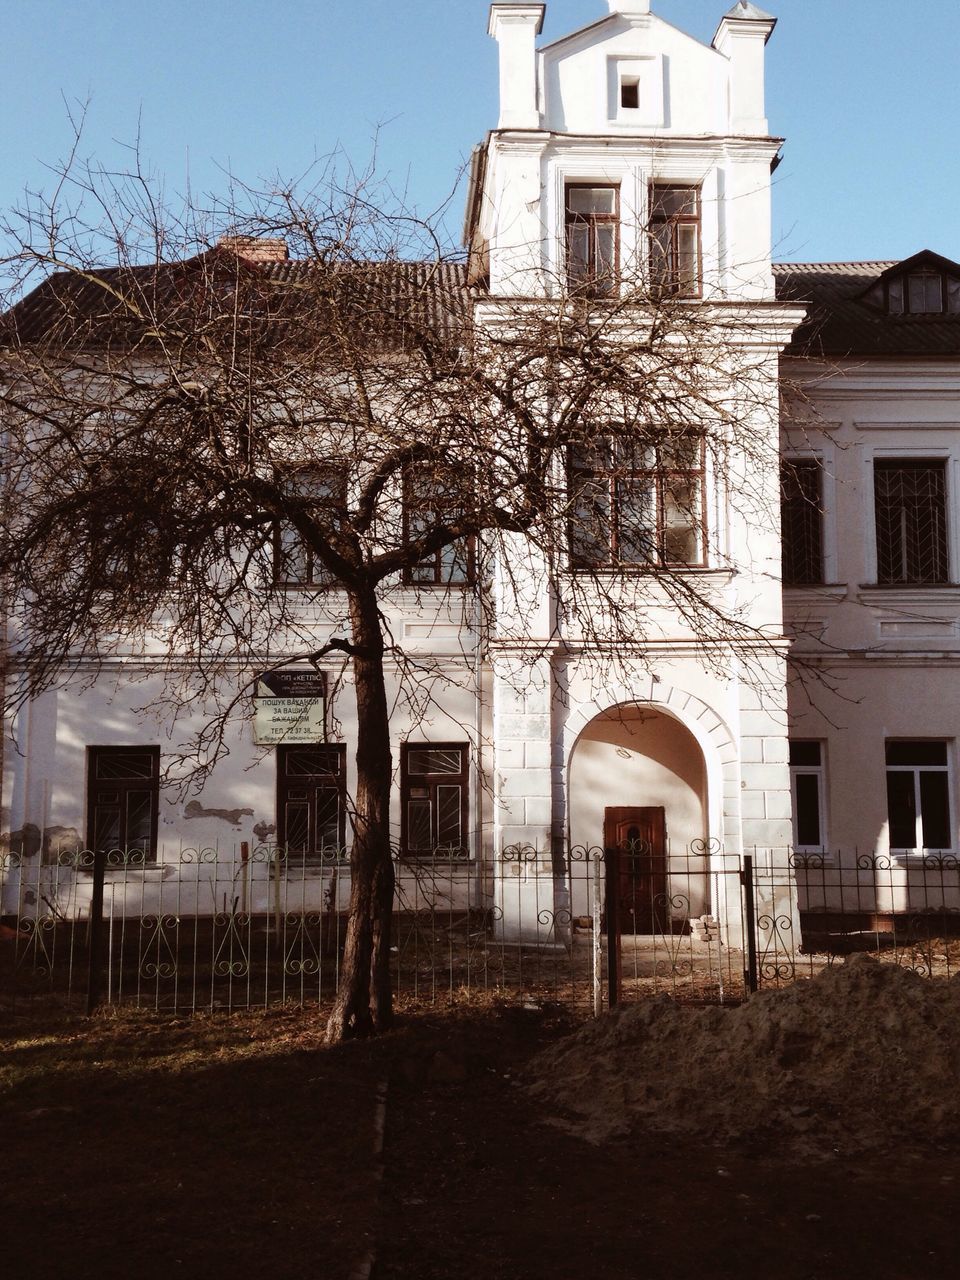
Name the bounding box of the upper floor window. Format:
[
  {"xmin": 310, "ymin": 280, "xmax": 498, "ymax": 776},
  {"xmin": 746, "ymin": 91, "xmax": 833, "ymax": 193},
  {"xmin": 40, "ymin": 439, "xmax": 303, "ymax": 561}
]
[
  {"xmin": 401, "ymin": 744, "xmax": 469, "ymax": 860},
  {"xmin": 781, "ymin": 460, "xmax": 824, "ymax": 585},
  {"xmin": 874, "ymin": 459, "xmax": 948, "ymax": 585},
  {"xmin": 87, "ymin": 746, "xmax": 160, "ymax": 865},
  {"xmin": 568, "ymin": 431, "xmax": 705, "ymax": 569},
  {"xmin": 565, "ymin": 185, "xmax": 619, "ymax": 296},
  {"xmin": 274, "ymin": 465, "xmax": 346, "ymax": 589},
  {"xmin": 402, "ymin": 465, "xmax": 475, "ymax": 586},
  {"xmin": 888, "ymin": 270, "xmax": 960, "ymax": 315},
  {"xmin": 649, "ymin": 184, "xmax": 700, "ymax": 297}
]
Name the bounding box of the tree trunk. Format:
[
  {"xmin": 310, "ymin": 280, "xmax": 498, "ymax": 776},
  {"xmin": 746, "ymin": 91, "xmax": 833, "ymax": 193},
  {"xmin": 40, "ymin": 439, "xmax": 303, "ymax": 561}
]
[{"xmin": 325, "ymin": 586, "xmax": 395, "ymax": 1042}]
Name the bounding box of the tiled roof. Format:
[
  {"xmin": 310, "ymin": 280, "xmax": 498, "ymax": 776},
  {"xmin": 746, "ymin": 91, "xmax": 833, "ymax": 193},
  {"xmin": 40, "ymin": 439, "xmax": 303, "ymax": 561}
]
[
  {"xmin": 774, "ymin": 258, "xmax": 960, "ymax": 358},
  {"xmin": 2, "ymin": 254, "xmax": 473, "ymax": 351}
]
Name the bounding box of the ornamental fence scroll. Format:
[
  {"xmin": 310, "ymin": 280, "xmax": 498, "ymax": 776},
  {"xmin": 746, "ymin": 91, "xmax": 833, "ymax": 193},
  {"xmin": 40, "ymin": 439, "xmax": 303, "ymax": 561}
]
[{"xmin": 2, "ymin": 843, "xmax": 960, "ymax": 1016}]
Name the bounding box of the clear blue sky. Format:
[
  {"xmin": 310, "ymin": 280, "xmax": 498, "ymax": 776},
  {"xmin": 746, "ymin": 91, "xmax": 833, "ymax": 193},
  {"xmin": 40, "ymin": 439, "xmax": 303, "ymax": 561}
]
[{"xmin": 2, "ymin": 0, "xmax": 958, "ymax": 268}]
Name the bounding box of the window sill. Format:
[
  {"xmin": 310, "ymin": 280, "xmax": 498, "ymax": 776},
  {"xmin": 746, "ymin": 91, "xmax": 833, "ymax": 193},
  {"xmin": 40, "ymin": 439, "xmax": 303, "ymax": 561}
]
[
  {"xmin": 566, "ymin": 565, "xmax": 728, "ymax": 577},
  {"xmin": 783, "ymin": 583, "xmax": 847, "ymax": 601},
  {"xmin": 856, "ymin": 584, "xmax": 960, "ymax": 608}
]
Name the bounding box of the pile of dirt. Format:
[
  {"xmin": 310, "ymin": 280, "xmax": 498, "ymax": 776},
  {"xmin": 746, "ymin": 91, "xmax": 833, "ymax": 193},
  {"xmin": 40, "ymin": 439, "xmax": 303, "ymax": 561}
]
[{"xmin": 525, "ymin": 956, "xmax": 960, "ymax": 1156}]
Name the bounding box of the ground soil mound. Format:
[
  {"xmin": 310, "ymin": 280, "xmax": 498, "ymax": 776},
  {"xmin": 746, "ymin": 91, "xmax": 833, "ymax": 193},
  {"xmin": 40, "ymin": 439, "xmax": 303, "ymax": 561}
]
[{"xmin": 525, "ymin": 955, "xmax": 960, "ymax": 1155}]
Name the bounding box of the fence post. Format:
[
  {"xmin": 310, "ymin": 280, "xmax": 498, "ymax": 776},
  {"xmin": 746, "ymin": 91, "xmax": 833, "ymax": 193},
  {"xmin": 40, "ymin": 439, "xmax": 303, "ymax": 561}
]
[
  {"xmin": 605, "ymin": 846, "xmax": 621, "ymax": 1008},
  {"xmin": 740, "ymin": 853, "xmax": 758, "ymax": 995},
  {"xmin": 592, "ymin": 853, "xmax": 603, "ymax": 1017},
  {"xmin": 86, "ymin": 848, "xmax": 106, "ymax": 1014}
]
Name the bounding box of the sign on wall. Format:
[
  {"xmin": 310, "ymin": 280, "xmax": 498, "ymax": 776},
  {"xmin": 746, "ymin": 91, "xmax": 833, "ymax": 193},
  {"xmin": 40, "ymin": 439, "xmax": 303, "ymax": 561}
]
[{"xmin": 253, "ymin": 669, "xmax": 327, "ymax": 745}]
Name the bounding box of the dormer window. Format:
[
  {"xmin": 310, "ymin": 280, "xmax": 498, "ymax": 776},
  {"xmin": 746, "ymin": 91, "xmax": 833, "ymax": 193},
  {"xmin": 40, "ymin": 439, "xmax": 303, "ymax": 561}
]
[{"xmin": 880, "ymin": 258, "xmax": 960, "ymax": 315}]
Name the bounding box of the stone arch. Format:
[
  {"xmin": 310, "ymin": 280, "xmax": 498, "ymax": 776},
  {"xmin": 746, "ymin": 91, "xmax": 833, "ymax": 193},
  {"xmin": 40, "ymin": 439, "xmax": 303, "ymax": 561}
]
[{"xmin": 557, "ymin": 676, "xmax": 741, "ymax": 848}]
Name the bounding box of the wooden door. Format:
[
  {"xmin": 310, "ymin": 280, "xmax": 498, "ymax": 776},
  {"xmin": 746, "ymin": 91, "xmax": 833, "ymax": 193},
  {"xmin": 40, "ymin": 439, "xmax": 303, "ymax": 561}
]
[{"xmin": 603, "ymin": 807, "xmax": 667, "ymax": 935}]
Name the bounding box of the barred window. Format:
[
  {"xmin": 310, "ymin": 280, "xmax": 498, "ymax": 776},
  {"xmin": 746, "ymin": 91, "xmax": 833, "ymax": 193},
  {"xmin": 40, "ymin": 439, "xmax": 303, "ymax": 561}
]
[
  {"xmin": 874, "ymin": 460, "xmax": 948, "ymax": 584},
  {"xmin": 87, "ymin": 747, "xmax": 160, "ymax": 864},
  {"xmin": 569, "ymin": 431, "xmax": 705, "ymax": 568},
  {"xmin": 277, "ymin": 745, "xmax": 347, "ymax": 865},
  {"xmin": 401, "ymin": 744, "xmax": 469, "ymax": 859},
  {"xmin": 780, "ymin": 460, "xmax": 824, "ymax": 585}
]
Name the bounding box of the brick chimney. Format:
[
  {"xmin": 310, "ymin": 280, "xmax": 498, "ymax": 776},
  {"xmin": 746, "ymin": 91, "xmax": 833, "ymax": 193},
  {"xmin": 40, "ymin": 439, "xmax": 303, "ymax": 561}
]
[
  {"xmin": 217, "ymin": 235, "xmax": 289, "ymax": 264},
  {"xmin": 487, "ymin": 4, "xmax": 545, "ymax": 130}
]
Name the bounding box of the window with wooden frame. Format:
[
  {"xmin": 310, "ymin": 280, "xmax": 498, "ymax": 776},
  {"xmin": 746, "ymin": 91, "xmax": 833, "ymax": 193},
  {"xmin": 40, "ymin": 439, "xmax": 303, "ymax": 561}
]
[
  {"xmin": 274, "ymin": 465, "xmax": 347, "ymax": 589},
  {"xmin": 86, "ymin": 747, "xmax": 161, "ymax": 865},
  {"xmin": 568, "ymin": 431, "xmax": 706, "ymax": 569},
  {"xmin": 401, "ymin": 744, "xmax": 469, "ymax": 860},
  {"xmin": 886, "ymin": 741, "xmax": 952, "ymax": 852},
  {"xmin": 565, "ymin": 185, "xmax": 619, "ymax": 296},
  {"xmin": 649, "ymin": 183, "xmax": 701, "ymax": 296},
  {"xmin": 874, "ymin": 459, "xmax": 949, "ymax": 584},
  {"xmin": 887, "ymin": 270, "xmax": 960, "ymax": 315},
  {"xmin": 780, "ymin": 460, "xmax": 824, "ymax": 585},
  {"xmin": 402, "ymin": 466, "xmax": 475, "ymax": 586},
  {"xmin": 277, "ymin": 745, "xmax": 347, "ymax": 866}
]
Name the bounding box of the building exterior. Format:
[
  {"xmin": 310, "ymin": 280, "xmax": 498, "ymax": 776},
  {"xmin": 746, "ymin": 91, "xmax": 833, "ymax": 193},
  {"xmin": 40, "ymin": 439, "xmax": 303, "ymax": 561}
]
[{"xmin": 2, "ymin": 1, "xmax": 959, "ymax": 949}]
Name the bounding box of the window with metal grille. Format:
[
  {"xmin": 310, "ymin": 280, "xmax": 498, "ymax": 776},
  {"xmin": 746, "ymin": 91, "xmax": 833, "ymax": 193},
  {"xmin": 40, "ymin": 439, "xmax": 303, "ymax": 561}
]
[
  {"xmin": 568, "ymin": 431, "xmax": 705, "ymax": 568},
  {"xmin": 780, "ymin": 460, "xmax": 824, "ymax": 585},
  {"xmin": 402, "ymin": 466, "xmax": 474, "ymax": 586},
  {"xmin": 401, "ymin": 744, "xmax": 469, "ymax": 860},
  {"xmin": 86, "ymin": 747, "xmax": 160, "ymax": 865},
  {"xmin": 277, "ymin": 745, "xmax": 347, "ymax": 866},
  {"xmin": 274, "ymin": 465, "xmax": 346, "ymax": 589},
  {"xmin": 789, "ymin": 740, "xmax": 826, "ymax": 850},
  {"xmin": 885, "ymin": 740, "xmax": 952, "ymax": 851},
  {"xmin": 649, "ymin": 184, "xmax": 700, "ymax": 296},
  {"xmin": 874, "ymin": 460, "xmax": 948, "ymax": 584},
  {"xmin": 565, "ymin": 185, "xmax": 619, "ymax": 296}
]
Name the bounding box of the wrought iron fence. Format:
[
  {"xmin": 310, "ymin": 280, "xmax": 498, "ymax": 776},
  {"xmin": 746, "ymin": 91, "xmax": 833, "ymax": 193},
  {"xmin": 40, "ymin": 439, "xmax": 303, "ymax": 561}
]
[{"xmin": 2, "ymin": 842, "xmax": 959, "ymax": 1016}]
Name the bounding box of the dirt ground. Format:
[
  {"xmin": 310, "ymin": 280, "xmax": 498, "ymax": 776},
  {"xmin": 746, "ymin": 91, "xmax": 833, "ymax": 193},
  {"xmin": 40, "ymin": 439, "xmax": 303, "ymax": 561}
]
[{"xmin": 3, "ymin": 997, "xmax": 960, "ymax": 1279}]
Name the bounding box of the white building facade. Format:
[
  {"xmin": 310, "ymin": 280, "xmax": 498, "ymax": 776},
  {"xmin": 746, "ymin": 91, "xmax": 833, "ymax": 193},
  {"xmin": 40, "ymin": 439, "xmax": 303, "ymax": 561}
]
[{"xmin": 3, "ymin": 1, "xmax": 958, "ymax": 947}]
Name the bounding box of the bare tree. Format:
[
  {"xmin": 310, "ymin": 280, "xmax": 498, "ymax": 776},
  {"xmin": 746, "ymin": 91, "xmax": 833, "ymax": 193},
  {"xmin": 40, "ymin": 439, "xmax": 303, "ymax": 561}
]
[{"xmin": 0, "ymin": 146, "xmax": 789, "ymax": 1039}]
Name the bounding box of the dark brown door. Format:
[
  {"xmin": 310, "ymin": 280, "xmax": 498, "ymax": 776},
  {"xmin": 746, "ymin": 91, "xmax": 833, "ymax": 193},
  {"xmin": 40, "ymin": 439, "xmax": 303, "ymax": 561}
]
[{"xmin": 603, "ymin": 807, "xmax": 667, "ymax": 934}]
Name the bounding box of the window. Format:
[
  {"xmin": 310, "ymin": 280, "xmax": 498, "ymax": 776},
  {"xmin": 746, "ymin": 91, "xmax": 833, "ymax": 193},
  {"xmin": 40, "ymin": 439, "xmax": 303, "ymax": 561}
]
[
  {"xmin": 401, "ymin": 744, "xmax": 469, "ymax": 859},
  {"xmin": 874, "ymin": 460, "xmax": 948, "ymax": 584},
  {"xmin": 886, "ymin": 741, "xmax": 952, "ymax": 852},
  {"xmin": 789, "ymin": 741, "xmax": 826, "ymax": 850},
  {"xmin": 274, "ymin": 466, "xmax": 346, "ymax": 588},
  {"xmin": 620, "ymin": 78, "xmax": 640, "ymax": 109},
  {"xmin": 568, "ymin": 431, "xmax": 705, "ymax": 568},
  {"xmin": 565, "ymin": 185, "xmax": 619, "ymax": 296},
  {"xmin": 888, "ymin": 271, "xmax": 960, "ymax": 315},
  {"xmin": 649, "ymin": 184, "xmax": 700, "ymax": 296},
  {"xmin": 402, "ymin": 466, "xmax": 474, "ymax": 586},
  {"xmin": 87, "ymin": 747, "xmax": 160, "ymax": 865},
  {"xmin": 781, "ymin": 460, "xmax": 824, "ymax": 585},
  {"xmin": 277, "ymin": 745, "xmax": 347, "ymax": 865}
]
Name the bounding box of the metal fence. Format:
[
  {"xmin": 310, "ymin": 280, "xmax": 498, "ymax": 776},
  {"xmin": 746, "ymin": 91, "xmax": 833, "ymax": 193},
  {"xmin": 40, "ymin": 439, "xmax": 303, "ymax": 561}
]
[{"xmin": 2, "ymin": 843, "xmax": 959, "ymax": 1016}]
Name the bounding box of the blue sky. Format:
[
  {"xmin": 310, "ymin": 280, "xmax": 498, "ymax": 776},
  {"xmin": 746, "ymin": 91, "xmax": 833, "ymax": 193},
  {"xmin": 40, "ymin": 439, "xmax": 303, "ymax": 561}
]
[{"xmin": 2, "ymin": 0, "xmax": 959, "ymax": 268}]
